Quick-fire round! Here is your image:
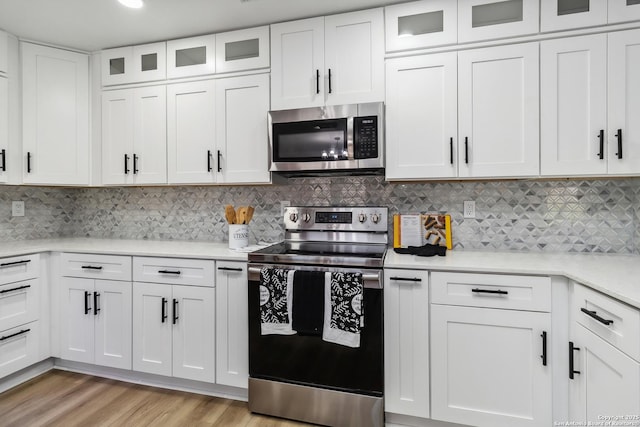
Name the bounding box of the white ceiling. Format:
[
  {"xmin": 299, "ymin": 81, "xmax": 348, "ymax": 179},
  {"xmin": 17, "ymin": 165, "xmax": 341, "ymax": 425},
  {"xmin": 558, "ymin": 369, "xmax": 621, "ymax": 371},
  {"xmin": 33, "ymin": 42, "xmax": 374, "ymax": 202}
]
[{"xmin": 0, "ymin": 0, "xmax": 406, "ymax": 52}]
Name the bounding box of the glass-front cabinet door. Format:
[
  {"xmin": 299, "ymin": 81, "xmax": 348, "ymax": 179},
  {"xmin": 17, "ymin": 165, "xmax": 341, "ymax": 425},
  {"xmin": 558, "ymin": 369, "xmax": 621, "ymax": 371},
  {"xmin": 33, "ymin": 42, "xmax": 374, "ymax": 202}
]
[
  {"xmin": 215, "ymin": 26, "xmax": 269, "ymax": 73},
  {"xmin": 385, "ymin": 0, "xmax": 457, "ymax": 52},
  {"xmin": 101, "ymin": 42, "xmax": 166, "ymax": 86},
  {"xmin": 540, "ymin": 0, "xmax": 607, "ymax": 32},
  {"xmin": 458, "ymin": 0, "xmax": 539, "ymax": 43},
  {"xmin": 609, "ymin": 0, "xmax": 640, "ymax": 24},
  {"xmin": 167, "ymin": 35, "xmax": 216, "ymax": 79},
  {"xmin": 101, "ymin": 46, "xmax": 132, "ymax": 86}
]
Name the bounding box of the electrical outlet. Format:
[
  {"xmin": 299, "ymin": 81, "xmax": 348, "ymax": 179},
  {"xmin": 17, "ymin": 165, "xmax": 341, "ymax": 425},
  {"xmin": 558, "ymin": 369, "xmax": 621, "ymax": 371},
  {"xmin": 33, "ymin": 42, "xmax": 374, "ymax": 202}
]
[
  {"xmin": 12, "ymin": 201, "xmax": 25, "ymax": 217},
  {"xmin": 280, "ymin": 201, "xmax": 290, "ymax": 216},
  {"xmin": 463, "ymin": 201, "xmax": 475, "ymax": 219}
]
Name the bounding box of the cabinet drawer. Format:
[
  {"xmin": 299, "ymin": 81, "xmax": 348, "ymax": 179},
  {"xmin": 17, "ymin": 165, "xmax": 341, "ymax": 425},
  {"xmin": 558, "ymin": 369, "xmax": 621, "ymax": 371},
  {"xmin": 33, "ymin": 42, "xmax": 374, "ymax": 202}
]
[
  {"xmin": 573, "ymin": 283, "xmax": 640, "ymax": 361},
  {"xmin": 0, "ymin": 321, "xmax": 40, "ymax": 379},
  {"xmin": 61, "ymin": 253, "xmax": 132, "ymax": 281},
  {"xmin": 0, "ymin": 254, "xmax": 39, "ymax": 285},
  {"xmin": 133, "ymin": 257, "xmax": 215, "ymax": 287},
  {"xmin": 431, "ymin": 272, "xmax": 551, "ymax": 312},
  {"xmin": 0, "ymin": 278, "xmax": 39, "ymax": 332}
]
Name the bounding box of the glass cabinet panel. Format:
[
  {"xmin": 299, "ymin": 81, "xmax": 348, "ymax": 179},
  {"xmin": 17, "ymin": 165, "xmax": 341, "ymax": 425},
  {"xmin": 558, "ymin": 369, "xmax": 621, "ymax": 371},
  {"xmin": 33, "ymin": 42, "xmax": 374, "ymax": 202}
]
[
  {"xmin": 140, "ymin": 53, "xmax": 157, "ymax": 72},
  {"xmin": 225, "ymin": 39, "xmax": 259, "ymax": 62},
  {"xmin": 109, "ymin": 57, "xmax": 125, "ymax": 75},
  {"xmin": 167, "ymin": 35, "xmax": 216, "ymax": 78},
  {"xmin": 398, "ymin": 11, "xmax": 444, "ymax": 36},
  {"xmin": 215, "ymin": 26, "xmax": 269, "ymax": 73},
  {"xmin": 557, "ymin": 0, "xmax": 590, "ymax": 15},
  {"xmin": 540, "ymin": 0, "xmax": 606, "ymax": 31},
  {"xmin": 176, "ymin": 46, "xmax": 207, "ymax": 67},
  {"xmin": 458, "ymin": 0, "xmax": 538, "ymax": 43},
  {"xmin": 385, "ymin": 0, "xmax": 457, "ymax": 51},
  {"xmin": 609, "ymin": 0, "xmax": 640, "ymax": 23},
  {"xmin": 471, "ymin": 0, "xmax": 523, "ymax": 28}
]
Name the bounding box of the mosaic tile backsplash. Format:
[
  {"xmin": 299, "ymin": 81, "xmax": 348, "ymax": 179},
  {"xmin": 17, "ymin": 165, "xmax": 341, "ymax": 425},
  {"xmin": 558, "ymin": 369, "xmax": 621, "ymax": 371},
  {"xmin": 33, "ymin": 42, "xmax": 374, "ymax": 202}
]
[{"xmin": 1, "ymin": 177, "xmax": 639, "ymax": 254}]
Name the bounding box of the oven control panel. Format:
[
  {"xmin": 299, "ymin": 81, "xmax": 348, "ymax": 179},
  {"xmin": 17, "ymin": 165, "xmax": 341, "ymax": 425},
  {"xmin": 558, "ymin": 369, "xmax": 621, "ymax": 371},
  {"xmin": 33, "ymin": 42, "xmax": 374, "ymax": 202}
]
[{"xmin": 284, "ymin": 206, "xmax": 388, "ymax": 232}]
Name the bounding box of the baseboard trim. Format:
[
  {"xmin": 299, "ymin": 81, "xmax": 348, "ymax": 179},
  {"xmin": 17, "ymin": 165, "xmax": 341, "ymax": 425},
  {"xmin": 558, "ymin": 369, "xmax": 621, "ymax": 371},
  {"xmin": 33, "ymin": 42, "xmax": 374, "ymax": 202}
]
[{"xmin": 0, "ymin": 358, "xmax": 55, "ymax": 394}]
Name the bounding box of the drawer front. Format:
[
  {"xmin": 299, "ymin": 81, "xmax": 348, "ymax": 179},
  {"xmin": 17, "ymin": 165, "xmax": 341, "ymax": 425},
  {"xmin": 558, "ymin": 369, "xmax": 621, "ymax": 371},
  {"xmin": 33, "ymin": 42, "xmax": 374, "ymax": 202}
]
[
  {"xmin": 61, "ymin": 253, "xmax": 132, "ymax": 281},
  {"xmin": 0, "ymin": 254, "xmax": 39, "ymax": 285},
  {"xmin": 431, "ymin": 272, "xmax": 551, "ymax": 312},
  {"xmin": 133, "ymin": 257, "xmax": 215, "ymax": 287},
  {"xmin": 573, "ymin": 283, "xmax": 640, "ymax": 361},
  {"xmin": 0, "ymin": 320, "xmax": 39, "ymax": 379},
  {"xmin": 0, "ymin": 279, "xmax": 39, "ymax": 332}
]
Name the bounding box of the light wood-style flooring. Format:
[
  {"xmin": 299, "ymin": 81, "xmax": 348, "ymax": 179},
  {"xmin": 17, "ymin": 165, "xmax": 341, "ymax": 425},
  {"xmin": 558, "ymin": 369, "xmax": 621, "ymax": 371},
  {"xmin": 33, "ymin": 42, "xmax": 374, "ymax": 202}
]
[{"xmin": 0, "ymin": 370, "xmax": 314, "ymax": 427}]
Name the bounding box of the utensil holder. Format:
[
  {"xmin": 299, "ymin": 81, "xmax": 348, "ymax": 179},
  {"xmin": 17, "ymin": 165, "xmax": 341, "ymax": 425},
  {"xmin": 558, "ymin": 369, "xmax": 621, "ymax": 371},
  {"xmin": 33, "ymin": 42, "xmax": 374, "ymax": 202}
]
[{"xmin": 229, "ymin": 224, "xmax": 249, "ymax": 249}]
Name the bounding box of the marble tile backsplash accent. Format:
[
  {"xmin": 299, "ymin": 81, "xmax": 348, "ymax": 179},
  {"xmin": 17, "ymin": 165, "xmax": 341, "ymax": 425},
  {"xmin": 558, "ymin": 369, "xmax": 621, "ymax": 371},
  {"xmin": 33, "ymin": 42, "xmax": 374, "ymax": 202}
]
[{"xmin": 2, "ymin": 177, "xmax": 639, "ymax": 254}]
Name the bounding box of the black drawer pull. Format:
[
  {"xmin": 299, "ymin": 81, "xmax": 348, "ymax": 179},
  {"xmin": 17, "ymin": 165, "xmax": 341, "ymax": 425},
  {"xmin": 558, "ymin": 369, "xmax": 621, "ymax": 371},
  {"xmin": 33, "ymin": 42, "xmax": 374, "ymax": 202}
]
[
  {"xmin": 1, "ymin": 148, "xmax": 6, "ymax": 172},
  {"xmin": 133, "ymin": 153, "xmax": 139, "ymax": 174},
  {"xmin": 161, "ymin": 297, "xmax": 168, "ymax": 323},
  {"xmin": 569, "ymin": 341, "xmax": 580, "ymax": 379},
  {"xmin": 464, "ymin": 137, "xmax": 469, "ymax": 164},
  {"xmin": 1, "ymin": 259, "xmax": 31, "ymax": 268},
  {"xmin": 449, "ymin": 137, "xmax": 454, "ymax": 165},
  {"xmin": 218, "ymin": 267, "xmax": 243, "ymax": 272},
  {"xmin": 615, "ymin": 129, "xmax": 623, "ymax": 159},
  {"xmin": 217, "ymin": 150, "xmax": 222, "ymax": 173},
  {"xmin": 124, "ymin": 153, "xmax": 130, "ymax": 174},
  {"xmin": 316, "ymin": 69, "xmax": 320, "ymax": 94},
  {"xmin": 597, "ymin": 129, "xmax": 604, "ymax": 160},
  {"xmin": 81, "ymin": 265, "xmax": 103, "ymax": 270},
  {"xmin": 581, "ymin": 308, "xmax": 614, "ymax": 326},
  {"xmin": 173, "ymin": 299, "xmax": 179, "ymax": 324},
  {"xmin": 27, "ymin": 152, "xmax": 32, "ymax": 173},
  {"xmin": 541, "ymin": 331, "xmax": 547, "ymax": 367},
  {"xmin": 0, "ymin": 284, "xmax": 31, "ymax": 294},
  {"xmin": 0, "ymin": 328, "xmax": 30, "ymax": 341},
  {"xmin": 158, "ymin": 270, "xmax": 181, "ymax": 275},
  {"xmin": 84, "ymin": 291, "xmax": 91, "ymax": 315},
  {"xmin": 390, "ymin": 276, "xmax": 422, "ymax": 282},
  {"xmin": 94, "ymin": 292, "xmax": 101, "ymax": 315},
  {"xmin": 207, "ymin": 150, "xmax": 213, "ymax": 172},
  {"xmin": 471, "ymin": 288, "xmax": 508, "ymax": 295},
  {"xmin": 328, "ymin": 68, "xmax": 332, "ymax": 94}
]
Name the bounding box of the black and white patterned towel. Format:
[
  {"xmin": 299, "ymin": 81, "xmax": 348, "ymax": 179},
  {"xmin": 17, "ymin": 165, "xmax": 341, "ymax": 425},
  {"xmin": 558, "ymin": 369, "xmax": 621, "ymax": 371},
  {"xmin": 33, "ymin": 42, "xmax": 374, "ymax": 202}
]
[
  {"xmin": 259, "ymin": 267, "xmax": 295, "ymax": 335},
  {"xmin": 322, "ymin": 271, "xmax": 364, "ymax": 348}
]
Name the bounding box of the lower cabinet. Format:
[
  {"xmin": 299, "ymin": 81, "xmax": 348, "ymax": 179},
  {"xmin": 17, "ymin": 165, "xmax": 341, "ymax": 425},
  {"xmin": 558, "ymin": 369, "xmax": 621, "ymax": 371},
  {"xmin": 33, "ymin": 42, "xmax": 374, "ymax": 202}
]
[
  {"xmin": 132, "ymin": 281, "xmax": 216, "ymax": 383},
  {"xmin": 0, "ymin": 321, "xmax": 41, "ymax": 379}
]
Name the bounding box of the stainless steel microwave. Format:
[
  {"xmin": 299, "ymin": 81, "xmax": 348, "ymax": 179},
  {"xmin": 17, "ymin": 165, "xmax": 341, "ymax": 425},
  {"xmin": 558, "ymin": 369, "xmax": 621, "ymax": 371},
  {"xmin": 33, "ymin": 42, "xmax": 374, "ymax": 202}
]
[{"xmin": 268, "ymin": 102, "xmax": 384, "ymax": 175}]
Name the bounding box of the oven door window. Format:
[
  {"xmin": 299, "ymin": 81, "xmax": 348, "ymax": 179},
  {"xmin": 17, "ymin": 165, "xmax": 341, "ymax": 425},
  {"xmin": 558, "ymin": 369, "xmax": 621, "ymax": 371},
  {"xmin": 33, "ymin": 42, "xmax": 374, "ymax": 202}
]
[{"xmin": 272, "ymin": 118, "xmax": 348, "ymax": 162}]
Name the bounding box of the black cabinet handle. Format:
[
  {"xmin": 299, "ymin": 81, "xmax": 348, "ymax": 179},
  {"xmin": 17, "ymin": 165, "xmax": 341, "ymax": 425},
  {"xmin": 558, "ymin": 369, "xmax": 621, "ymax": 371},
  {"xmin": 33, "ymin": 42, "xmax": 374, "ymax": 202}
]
[
  {"xmin": 464, "ymin": 137, "xmax": 469, "ymax": 164},
  {"xmin": 1, "ymin": 148, "xmax": 6, "ymax": 172},
  {"xmin": 581, "ymin": 307, "xmax": 614, "ymax": 326},
  {"xmin": 598, "ymin": 130, "xmax": 604, "ymax": 160},
  {"xmin": 133, "ymin": 154, "xmax": 139, "ymax": 174},
  {"xmin": 161, "ymin": 297, "xmax": 168, "ymax": 323},
  {"xmin": 0, "ymin": 284, "xmax": 31, "ymax": 294},
  {"xmin": 94, "ymin": 292, "xmax": 101, "ymax": 315},
  {"xmin": 81, "ymin": 265, "xmax": 103, "ymax": 270},
  {"xmin": 0, "ymin": 259, "xmax": 31, "ymax": 268},
  {"xmin": 158, "ymin": 269, "xmax": 181, "ymax": 275},
  {"xmin": 27, "ymin": 152, "xmax": 32, "ymax": 173},
  {"xmin": 0, "ymin": 328, "xmax": 30, "ymax": 342},
  {"xmin": 471, "ymin": 288, "xmax": 508, "ymax": 295},
  {"xmin": 328, "ymin": 68, "xmax": 332, "ymax": 94},
  {"xmin": 541, "ymin": 331, "xmax": 547, "ymax": 366},
  {"xmin": 124, "ymin": 154, "xmax": 130, "ymax": 174},
  {"xmin": 217, "ymin": 150, "xmax": 222, "ymax": 173},
  {"xmin": 173, "ymin": 298, "xmax": 179, "ymax": 324},
  {"xmin": 390, "ymin": 276, "xmax": 422, "ymax": 282},
  {"xmin": 218, "ymin": 266, "xmax": 243, "ymax": 272},
  {"xmin": 449, "ymin": 137, "xmax": 454, "ymax": 165},
  {"xmin": 615, "ymin": 129, "xmax": 623, "ymax": 159},
  {"xmin": 316, "ymin": 69, "xmax": 320, "ymax": 94},
  {"xmin": 84, "ymin": 290, "xmax": 91, "ymax": 315},
  {"xmin": 207, "ymin": 150, "xmax": 212, "ymax": 172},
  {"xmin": 569, "ymin": 341, "xmax": 580, "ymax": 379}
]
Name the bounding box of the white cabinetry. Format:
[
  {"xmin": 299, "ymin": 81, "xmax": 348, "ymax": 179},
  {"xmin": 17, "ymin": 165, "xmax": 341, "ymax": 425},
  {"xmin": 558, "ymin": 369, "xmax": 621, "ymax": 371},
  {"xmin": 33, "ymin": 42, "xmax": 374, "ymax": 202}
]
[
  {"xmin": 541, "ymin": 0, "xmax": 640, "ymax": 31},
  {"xmin": 384, "ymin": 270, "xmax": 430, "ymax": 419},
  {"xmin": 270, "ymin": 8, "xmax": 384, "ymax": 110},
  {"xmin": 167, "ymin": 35, "xmax": 216, "ymax": 79},
  {"xmin": 215, "ymin": 26, "xmax": 270, "ymax": 74},
  {"xmin": 385, "ymin": 0, "xmax": 457, "ymax": 52},
  {"xmin": 102, "ymin": 86, "xmax": 167, "ymax": 185},
  {"xmin": 569, "ymin": 283, "xmax": 640, "ymax": 423},
  {"xmin": 215, "ymin": 262, "xmax": 248, "ymax": 388},
  {"xmin": 430, "ymin": 272, "xmax": 552, "ymax": 427},
  {"xmin": 21, "ymin": 42, "xmax": 89, "ymax": 185},
  {"xmin": 101, "ymin": 42, "xmax": 166, "ymax": 86},
  {"xmin": 132, "ymin": 257, "xmax": 216, "ymax": 383},
  {"xmin": 0, "ymin": 76, "xmax": 7, "ymax": 183},
  {"xmin": 458, "ymin": 0, "xmax": 539, "ymax": 43},
  {"xmin": 59, "ymin": 253, "xmax": 132, "ymax": 370},
  {"xmin": 0, "ymin": 30, "xmax": 7, "ymax": 74}
]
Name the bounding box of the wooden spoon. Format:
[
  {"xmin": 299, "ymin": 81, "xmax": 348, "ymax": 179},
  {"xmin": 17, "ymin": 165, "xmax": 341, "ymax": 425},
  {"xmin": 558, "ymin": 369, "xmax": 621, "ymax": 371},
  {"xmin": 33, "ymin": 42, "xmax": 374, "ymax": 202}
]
[
  {"xmin": 225, "ymin": 205, "xmax": 236, "ymax": 224},
  {"xmin": 236, "ymin": 206, "xmax": 245, "ymax": 225},
  {"xmin": 245, "ymin": 206, "xmax": 255, "ymax": 224}
]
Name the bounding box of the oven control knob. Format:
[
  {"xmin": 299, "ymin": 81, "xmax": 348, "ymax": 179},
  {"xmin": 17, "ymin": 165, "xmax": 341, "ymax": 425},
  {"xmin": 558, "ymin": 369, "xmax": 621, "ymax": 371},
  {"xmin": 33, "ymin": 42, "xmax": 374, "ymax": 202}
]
[
  {"xmin": 358, "ymin": 213, "xmax": 367, "ymax": 223},
  {"xmin": 289, "ymin": 212, "xmax": 298, "ymax": 223},
  {"xmin": 371, "ymin": 213, "xmax": 381, "ymax": 224},
  {"xmin": 321, "ymin": 151, "xmax": 328, "ymax": 159},
  {"xmin": 302, "ymin": 213, "xmax": 311, "ymax": 223}
]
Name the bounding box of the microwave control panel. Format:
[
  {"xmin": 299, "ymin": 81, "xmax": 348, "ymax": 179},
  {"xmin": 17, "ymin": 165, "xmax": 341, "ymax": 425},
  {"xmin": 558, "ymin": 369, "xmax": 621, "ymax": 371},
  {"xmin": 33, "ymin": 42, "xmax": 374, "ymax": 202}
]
[{"xmin": 353, "ymin": 116, "xmax": 378, "ymax": 159}]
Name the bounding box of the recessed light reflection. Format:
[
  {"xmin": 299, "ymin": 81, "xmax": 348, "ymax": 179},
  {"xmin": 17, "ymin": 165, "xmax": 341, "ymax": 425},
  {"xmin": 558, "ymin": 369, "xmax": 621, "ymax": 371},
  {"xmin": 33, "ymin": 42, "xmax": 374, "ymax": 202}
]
[{"xmin": 118, "ymin": 0, "xmax": 144, "ymax": 9}]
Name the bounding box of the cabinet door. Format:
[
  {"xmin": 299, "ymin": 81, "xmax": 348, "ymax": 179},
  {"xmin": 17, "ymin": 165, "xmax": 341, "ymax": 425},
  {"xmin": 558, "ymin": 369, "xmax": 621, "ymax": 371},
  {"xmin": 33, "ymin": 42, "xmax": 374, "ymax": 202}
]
[
  {"xmin": 324, "ymin": 8, "xmax": 385, "ymax": 106},
  {"xmin": 270, "ymin": 17, "xmax": 325, "ymax": 110},
  {"xmin": 101, "ymin": 46, "xmax": 133, "ymax": 86},
  {"xmin": 385, "ymin": 0, "xmax": 457, "ymax": 52},
  {"xmin": 22, "ymin": 42, "xmax": 89, "ymax": 185},
  {"xmin": 0, "ymin": 321, "xmax": 39, "ymax": 379},
  {"xmin": 541, "ymin": 35, "xmax": 607, "ymax": 176},
  {"xmin": 608, "ymin": 29, "xmax": 640, "ymax": 175},
  {"xmin": 384, "ymin": 270, "xmax": 430, "ymax": 418},
  {"xmin": 102, "ymin": 89, "xmax": 133, "ymax": 185},
  {"xmin": 569, "ymin": 324, "xmax": 640, "ymax": 423},
  {"xmin": 166, "ymin": 80, "xmax": 216, "ymax": 184},
  {"xmin": 431, "ymin": 304, "xmax": 551, "ymax": 427},
  {"xmin": 132, "ymin": 85, "xmax": 167, "ymax": 184},
  {"xmin": 541, "ymin": 0, "xmax": 607, "ymax": 32},
  {"xmin": 215, "ymin": 26, "xmax": 270, "ymax": 74},
  {"xmin": 132, "ymin": 282, "xmax": 172, "ymax": 376},
  {"xmin": 215, "ymin": 262, "xmax": 248, "ymax": 388},
  {"xmin": 166, "ymin": 35, "xmax": 215, "ymax": 79},
  {"xmin": 172, "ymin": 285, "xmax": 216, "ymax": 383},
  {"xmin": 458, "ymin": 0, "xmax": 539, "ymax": 43},
  {"xmin": 132, "ymin": 42, "xmax": 166, "ymax": 83},
  {"xmin": 215, "ymin": 74, "xmax": 270, "ymax": 184},
  {"xmin": 60, "ymin": 277, "xmax": 95, "ymax": 364},
  {"xmin": 0, "ymin": 77, "xmax": 7, "ymax": 183},
  {"xmin": 609, "ymin": 0, "xmax": 640, "ymax": 23},
  {"xmin": 458, "ymin": 43, "xmax": 539, "ymax": 178},
  {"xmin": 94, "ymin": 280, "xmax": 132, "ymax": 370},
  {"xmin": 385, "ymin": 53, "xmax": 457, "ymax": 180}
]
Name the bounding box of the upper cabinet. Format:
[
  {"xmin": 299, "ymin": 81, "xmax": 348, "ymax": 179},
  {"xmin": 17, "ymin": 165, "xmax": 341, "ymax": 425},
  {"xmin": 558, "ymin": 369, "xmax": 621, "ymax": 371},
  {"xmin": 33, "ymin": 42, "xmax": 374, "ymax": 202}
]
[
  {"xmin": 215, "ymin": 26, "xmax": 270, "ymax": 74},
  {"xmin": 270, "ymin": 8, "xmax": 384, "ymax": 110},
  {"xmin": 385, "ymin": 0, "xmax": 457, "ymax": 52},
  {"xmin": 101, "ymin": 42, "xmax": 166, "ymax": 86},
  {"xmin": 541, "ymin": 0, "xmax": 640, "ymax": 32},
  {"xmin": 0, "ymin": 30, "xmax": 7, "ymax": 74},
  {"xmin": 166, "ymin": 35, "xmax": 216, "ymax": 79},
  {"xmin": 0, "ymin": 77, "xmax": 7, "ymax": 184},
  {"xmin": 458, "ymin": 0, "xmax": 539, "ymax": 43},
  {"xmin": 21, "ymin": 42, "xmax": 90, "ymax": 185}
]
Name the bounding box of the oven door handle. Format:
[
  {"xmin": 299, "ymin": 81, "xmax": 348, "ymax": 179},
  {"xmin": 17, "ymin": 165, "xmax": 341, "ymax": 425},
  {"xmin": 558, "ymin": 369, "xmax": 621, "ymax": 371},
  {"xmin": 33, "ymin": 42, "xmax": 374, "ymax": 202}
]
[{"xmin": 248, "ymin": 265, "xmax": 383, "ymax": 289}]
